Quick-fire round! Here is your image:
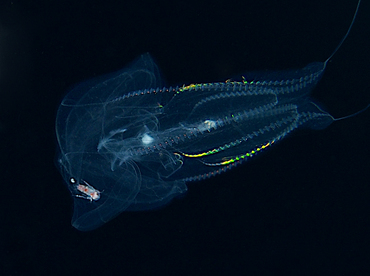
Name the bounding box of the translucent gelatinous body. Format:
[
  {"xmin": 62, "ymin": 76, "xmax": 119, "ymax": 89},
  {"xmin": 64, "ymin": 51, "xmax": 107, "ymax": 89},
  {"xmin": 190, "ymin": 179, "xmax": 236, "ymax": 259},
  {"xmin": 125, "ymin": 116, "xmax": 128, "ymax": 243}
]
[{"xmin": 55, "ymin": 53, "xmax": 338, "ymax": 231}]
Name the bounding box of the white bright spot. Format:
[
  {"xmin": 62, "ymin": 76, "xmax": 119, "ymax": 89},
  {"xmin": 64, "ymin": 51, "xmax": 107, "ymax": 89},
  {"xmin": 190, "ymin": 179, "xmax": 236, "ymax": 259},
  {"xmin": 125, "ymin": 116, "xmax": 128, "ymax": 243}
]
[{"xmin": 142, "ymin": 133, "xmax": 154, "ymax": 145}]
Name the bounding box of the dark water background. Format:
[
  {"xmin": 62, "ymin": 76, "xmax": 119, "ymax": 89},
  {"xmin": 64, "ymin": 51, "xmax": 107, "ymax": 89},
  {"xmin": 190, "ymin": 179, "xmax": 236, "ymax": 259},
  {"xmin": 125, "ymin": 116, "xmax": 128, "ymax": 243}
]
[{"xmin": 0, "ymin": 0, "xmax": 369, "ymax": 275}]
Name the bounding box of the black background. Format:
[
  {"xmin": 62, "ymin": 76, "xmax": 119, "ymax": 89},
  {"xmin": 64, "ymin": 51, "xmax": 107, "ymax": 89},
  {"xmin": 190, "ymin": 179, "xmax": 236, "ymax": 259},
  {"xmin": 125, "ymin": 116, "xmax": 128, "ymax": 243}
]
[{"xmin": 1, "ymin": 0, "xmax": 369, "ymax": 275}]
